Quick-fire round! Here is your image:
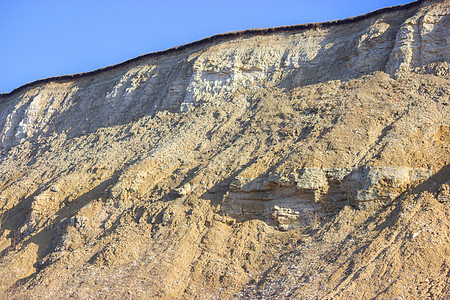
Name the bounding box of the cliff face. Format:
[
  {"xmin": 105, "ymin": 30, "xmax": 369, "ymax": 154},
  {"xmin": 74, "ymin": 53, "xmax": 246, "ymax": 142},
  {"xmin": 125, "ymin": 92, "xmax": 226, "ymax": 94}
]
[
  {"xmin": 1, "ymin": 0, "xmax": 448, "ymax": 152},
  {"xmin": 0, "ymin": 0, "xmax": 449, "ymax": 298}
]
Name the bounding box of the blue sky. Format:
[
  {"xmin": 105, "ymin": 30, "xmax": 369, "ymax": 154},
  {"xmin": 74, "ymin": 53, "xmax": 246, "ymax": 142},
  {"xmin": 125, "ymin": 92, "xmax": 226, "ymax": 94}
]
[{"xmin": 0, "ymin": 0, "xmax": 413, "ymax": 93}]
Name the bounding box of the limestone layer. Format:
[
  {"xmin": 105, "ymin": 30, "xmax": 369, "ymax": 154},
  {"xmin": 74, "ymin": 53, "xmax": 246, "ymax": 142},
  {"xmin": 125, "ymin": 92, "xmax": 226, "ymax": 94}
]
[{"xmin": 1, "ymin": 1, "xmax": 448, "ymax": 152}]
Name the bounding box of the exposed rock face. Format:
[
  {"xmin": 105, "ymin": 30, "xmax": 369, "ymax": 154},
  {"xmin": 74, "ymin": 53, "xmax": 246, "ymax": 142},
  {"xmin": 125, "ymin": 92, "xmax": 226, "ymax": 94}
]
[
  {"xmin": 223, "ymin": 167, "xmax": 432, "ymax": 225},
  {"xmin": 0, "ymin": 0, "xmax": 449, "ymax": 299},
  {"xmin": 1, "ymin": 0, "xmax": 448, "ymax": 153}
]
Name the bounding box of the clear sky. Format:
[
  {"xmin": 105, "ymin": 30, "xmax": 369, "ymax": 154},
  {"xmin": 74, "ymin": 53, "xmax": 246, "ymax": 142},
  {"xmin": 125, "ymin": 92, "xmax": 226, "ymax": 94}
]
[{"xmin": 0, "ymin": 0, "xmax": 414, "ymax": 93}]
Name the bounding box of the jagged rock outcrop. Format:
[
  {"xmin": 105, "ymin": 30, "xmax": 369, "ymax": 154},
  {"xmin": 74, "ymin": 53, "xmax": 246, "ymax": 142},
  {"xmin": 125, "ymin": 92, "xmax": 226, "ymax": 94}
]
[
  {"xmin": 223, "ymin": 166, "xmax": 433, "ymax": 229},
  {"xmin": 0, "ymin": 0, "xmax": 449, "ymax": 298}
]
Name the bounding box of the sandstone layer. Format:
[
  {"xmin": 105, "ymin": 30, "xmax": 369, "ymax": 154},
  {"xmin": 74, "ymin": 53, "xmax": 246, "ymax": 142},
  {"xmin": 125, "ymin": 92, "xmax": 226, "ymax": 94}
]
[{"xmin": 0, "ymin": 0, "xmax": 449, "ymax": 298}]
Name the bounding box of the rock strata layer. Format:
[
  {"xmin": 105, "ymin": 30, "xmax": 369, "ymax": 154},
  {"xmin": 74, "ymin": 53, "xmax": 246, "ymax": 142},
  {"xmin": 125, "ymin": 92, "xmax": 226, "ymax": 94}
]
[{"xmin": 224, "ymin": 166, "xmax": 432, "ymax": 227}]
